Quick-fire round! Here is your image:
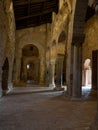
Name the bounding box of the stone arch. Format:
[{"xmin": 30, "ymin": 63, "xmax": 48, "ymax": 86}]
[
  {"xmin": 15, "ymin": 40, "xmax": 45, "ymax": 83},
  {"xmin": 52, "ymin": 1, "xmax": 71, "ymax": 42},
  {"xmin": 58, "ymin": 31, "xmax": 66, "ymax": 43},
  {"xmin": 19, "ymin": 40, "xmax": 45, "ymax": 59},
  {"xmin": 2, "ymin": 58, "xmax": 9, "ymax": 94},
  {"xmin": 15, "ymin": 41, "xmax": 45, "ymax": 84},
  {"xmin": 57, "ymin": 30, "xmax": 67, "ymax": 54},
  {"xmin": 22, "ymin": 44, "xmax": 39, "ymax": 57},
  {"xmin": 20, "ymin": 44, "xmax": 40, "ymax": 83}
]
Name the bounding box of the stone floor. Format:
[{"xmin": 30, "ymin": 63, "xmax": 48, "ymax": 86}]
[{"xmin": 0, "ymin": 86, "xmax": 97, "ymax": 130}]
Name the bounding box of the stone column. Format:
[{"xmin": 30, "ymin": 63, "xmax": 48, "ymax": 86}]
[
  {"xmin": 56, "ymin": 55, "xmax": 64, "ymax": 88},
  {"xmin": 14, "ymin": 55, "xmax": 22, "ymax": 84},
  {"xmin": 72, "ymin": 43, "xmax": 82, "ymax": 99},
  {"xmin": 39, "ymin": 56, "xmax": 45, "ymax": 84},
  {"xmin": 66, "ymin": 44, "xmax": 73, "ymax": 97},
  {"xmin": 49, "ymin": 60, "xmax": 56, "ymax": 88},
  {"xmin": 8, "ymin": 61, "xmax": 14, "ymax": 91},
  {"xmin": 45, "ymin": 61, "xmax": 50, "ymax": 84}
]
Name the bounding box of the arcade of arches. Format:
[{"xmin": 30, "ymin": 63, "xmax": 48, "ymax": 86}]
[{"xmin": 0, "ymin": 0, "xmax": 98, "ymax": 129}]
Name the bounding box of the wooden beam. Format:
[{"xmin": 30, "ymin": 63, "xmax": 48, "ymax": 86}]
[{"xmin": 15, "ymin": 8, "xmax": 54, "ymax": 20}]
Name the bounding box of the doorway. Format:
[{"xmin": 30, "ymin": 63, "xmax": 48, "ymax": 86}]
[{"xmin": 21, "ymin": 44, "xmax": 40, "ymax": 84}]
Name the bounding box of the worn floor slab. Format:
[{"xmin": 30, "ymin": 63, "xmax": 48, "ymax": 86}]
[{"xmin": 0, "ymin": 87, "xmax": 97, "ymax": 130}]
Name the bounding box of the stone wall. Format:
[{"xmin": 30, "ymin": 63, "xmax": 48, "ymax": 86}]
[{"xmin": 83, "ymin": 15, "xmax": 98, "ymax": 63}]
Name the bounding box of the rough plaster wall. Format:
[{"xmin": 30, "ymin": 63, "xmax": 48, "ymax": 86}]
[
  {"xmin": 0, "ymin": 2, "xmax": 8, "ymax": 96},
  {"xmin": 82, "ymin": 15, "xmax": 98, "ymax": 63}
]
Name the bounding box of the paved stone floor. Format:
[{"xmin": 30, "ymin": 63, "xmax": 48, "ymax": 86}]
[{"xmin": 0, "ymin": 86, "xmax": 97, "ymax": 130}]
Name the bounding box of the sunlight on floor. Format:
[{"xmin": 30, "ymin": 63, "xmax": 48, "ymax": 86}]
[
  {"xmin": 82, "ymin": 84, "xmax": 92, "ymax": 99},
  {"xmin": 82, "ymin": 84, "xmax": 91, "ymax": 89}
]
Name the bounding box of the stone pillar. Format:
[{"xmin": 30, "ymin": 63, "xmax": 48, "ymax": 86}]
[
  {"xmin": 7, "ymin": 60, "xmax": 14, "ymax": 91},
  {"xmin": 14, "ymin": 55, "xmax": 22, "ymax": 84},
  {"xmin": 72, "ymin": 43, "xmax": 82, "ymax": 99},
  {"xmin": 49, "ymin": 60, "xmax": 56, "ymax": 88},
  {"xmin": 39, "ymin": 56, "xmax": 45, "ymax": 84},
  {"xmin": 56, "ymin": 55, "xmax": 64, "ymax": 88},
  {"xmin": 45, "ymin": 61, "xmax": 50, "ymax": 84},
  {"xmin": 59, "ymin": 0, "xmax": 64, "ymax": 9},
  {"xmin": 66, "ymin": 45, "xmax": 73, "ymax": 97}
]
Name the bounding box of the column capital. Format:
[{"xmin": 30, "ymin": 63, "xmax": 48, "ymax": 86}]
[{"xmin": 50, "ymin": 59, "xmax": 56, "ymax": 64}]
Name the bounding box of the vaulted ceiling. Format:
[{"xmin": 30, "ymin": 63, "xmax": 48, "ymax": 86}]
[{"xmin": 13, "ymin": 0, "xmax": 59, "ymax": 30}]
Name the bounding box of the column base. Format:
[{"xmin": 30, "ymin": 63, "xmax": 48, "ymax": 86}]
[
  {"xmin": 2, "ymin": 90, "xmax": 8, "ymax": 96},
  {"xmin": 49, "ymin": 83, "xmax": 56, "ymax": 88},
  {"xmin": 8, "ymin": 82, "xmax": 13, "ymax": 92}
]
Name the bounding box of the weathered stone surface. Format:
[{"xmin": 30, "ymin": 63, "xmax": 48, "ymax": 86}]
[
  {"xmin": 0, "ymin": 0, "xmax": 15, "ymax": 96},
  {"xmin": 0, "ymin": 2, "xmax": 7, "ymax": 96},
  {"xmin": 3, "ymin": 0, "xmax": 15, "ymax": 91},
  {"xmin": 83, "ymin": 15, "xmax": 98, "ymax": 63},
  {"xmin": 0, "ymin": 87, "xmax": 97, "ymax": 130}
]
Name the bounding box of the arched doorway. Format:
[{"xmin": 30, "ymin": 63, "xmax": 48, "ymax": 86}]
[
  {"xmin": 82, "ymin": 58, "xmax": 92, "ymax": 87},
  {"xmin": 27, "ymin": 62, "xmax": 34, "ymax": 80},
  {"xmin": 20, "ymin": 44, "xmax": 40, "ymax": 84},
  {"xmin": 2, "ymin": 58, "xmax": 9, "ymax": 94}
]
